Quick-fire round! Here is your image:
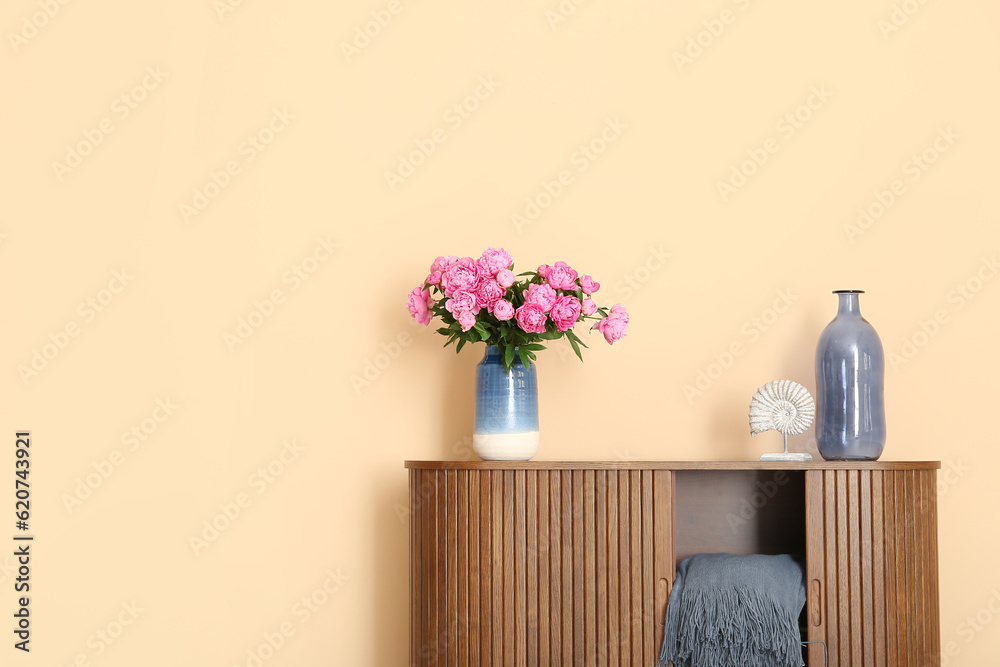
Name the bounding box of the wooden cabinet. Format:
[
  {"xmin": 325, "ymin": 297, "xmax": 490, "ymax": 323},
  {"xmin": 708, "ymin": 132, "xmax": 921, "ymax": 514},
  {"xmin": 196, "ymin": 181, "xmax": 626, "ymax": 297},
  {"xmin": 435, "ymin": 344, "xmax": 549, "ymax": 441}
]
[
  {"xmin": 805, "ymin": 468, "xmax": 940, "ymax": 666},
  {"xmin": 405, "ymin": 461, "xmax": 940, "ymax": 666}
]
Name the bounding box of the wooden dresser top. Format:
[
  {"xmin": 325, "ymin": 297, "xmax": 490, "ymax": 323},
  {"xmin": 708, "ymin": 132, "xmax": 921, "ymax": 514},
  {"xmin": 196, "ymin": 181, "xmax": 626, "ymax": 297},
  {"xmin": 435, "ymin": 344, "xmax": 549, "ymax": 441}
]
[{"xmin": 405, "ymin": 460, "xmax": 941, "ymax": 471}]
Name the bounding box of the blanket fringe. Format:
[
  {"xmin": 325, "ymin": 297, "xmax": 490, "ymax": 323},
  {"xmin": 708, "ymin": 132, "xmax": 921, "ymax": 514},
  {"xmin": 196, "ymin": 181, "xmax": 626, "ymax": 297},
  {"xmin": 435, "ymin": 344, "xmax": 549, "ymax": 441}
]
[{"xmin": 657, "ymin": 584, "xmax": 804, "ymax": 667}]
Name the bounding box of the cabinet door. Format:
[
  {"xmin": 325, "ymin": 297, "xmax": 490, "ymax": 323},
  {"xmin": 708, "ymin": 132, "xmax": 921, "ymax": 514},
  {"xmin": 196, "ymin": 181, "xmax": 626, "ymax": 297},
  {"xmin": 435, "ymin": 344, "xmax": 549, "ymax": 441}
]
[
  {"xmin": 805, "ymin": 469, "xmax": 940, "ymax": 667},
  {"xmin": 410, "ymin": 468, "xmax": 675, "ymax": 667}
]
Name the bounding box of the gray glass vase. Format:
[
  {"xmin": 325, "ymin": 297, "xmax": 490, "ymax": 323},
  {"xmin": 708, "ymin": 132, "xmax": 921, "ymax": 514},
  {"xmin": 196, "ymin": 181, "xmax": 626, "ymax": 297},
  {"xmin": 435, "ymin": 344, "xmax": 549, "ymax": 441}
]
[{"xmin": 815, "ymin": 290, "xmax": 887, "ymax": 460}]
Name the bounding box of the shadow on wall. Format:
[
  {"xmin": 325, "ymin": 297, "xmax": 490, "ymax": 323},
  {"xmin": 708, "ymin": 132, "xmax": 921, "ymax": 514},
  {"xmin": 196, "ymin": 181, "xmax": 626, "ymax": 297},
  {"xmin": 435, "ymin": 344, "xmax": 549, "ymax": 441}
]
[
  {"xmin": 372, "ymin": 467, "xmax": 410, "ymax": 667},
  {"xmin": 706, "ymin": 299, "xmax": 825, "ymax": 461},
  {"xmin": 438, "ymin": 346, "xmax": 479, "ymax": 459},
  {"xmin": 780, "ymin": 302, "xmax": 824, "ymax": 460}
]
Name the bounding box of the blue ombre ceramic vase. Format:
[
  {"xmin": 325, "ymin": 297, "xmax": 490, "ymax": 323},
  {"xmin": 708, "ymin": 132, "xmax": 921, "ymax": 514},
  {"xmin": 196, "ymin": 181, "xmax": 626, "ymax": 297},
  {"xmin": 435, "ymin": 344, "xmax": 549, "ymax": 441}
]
[
  {"xmin": 815, "ymin": 290, "xmax": 887, "ymax": 460},
  {"xmin": 473, "ymin": 345, "xmax": 539, "ymax": 461}
]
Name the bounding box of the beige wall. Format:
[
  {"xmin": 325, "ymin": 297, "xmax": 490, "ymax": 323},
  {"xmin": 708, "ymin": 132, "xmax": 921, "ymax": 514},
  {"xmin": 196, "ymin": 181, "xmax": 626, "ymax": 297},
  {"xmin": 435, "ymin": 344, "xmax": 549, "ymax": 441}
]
[{"xmin": 3, "ymin": 1, "xmax": 998, "ymax": 665}]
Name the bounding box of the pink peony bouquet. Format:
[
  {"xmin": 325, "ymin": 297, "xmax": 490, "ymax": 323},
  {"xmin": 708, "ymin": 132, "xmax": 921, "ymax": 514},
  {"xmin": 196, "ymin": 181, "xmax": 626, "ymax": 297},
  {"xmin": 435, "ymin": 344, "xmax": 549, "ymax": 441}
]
[{"xmin": 407, "ymin": 247, "xmax": 629, "ymax": 372}]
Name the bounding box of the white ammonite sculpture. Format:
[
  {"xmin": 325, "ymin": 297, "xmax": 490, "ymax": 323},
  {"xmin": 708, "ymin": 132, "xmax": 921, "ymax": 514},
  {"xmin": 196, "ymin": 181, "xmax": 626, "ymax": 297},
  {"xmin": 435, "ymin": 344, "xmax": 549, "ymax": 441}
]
[
  {"xmin": 749, "ymin": 380, "xmax": 816, "ymax": 461},
  {"xmin": 749, "ymin": 380, "xmax": 815, "ymax": 437}
]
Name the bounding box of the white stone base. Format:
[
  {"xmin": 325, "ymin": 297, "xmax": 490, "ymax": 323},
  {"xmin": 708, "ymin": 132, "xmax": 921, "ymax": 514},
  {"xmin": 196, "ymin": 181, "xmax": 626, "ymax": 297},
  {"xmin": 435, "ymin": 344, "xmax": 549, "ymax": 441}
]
[
  {"xmin": 473, "ymin": 431, "xmax": 540, "ymax": 461},
  {"xmin": 760, "ymin": 451, "xmax": 813, "ymax": 462}
]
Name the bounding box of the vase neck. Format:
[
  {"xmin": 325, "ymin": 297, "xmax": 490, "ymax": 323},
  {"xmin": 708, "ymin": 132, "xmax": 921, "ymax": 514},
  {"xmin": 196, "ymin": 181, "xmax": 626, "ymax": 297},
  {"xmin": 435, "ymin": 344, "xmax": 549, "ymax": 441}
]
[{"xmin": 835, "ymin": 290, "xmax": 863, "ymax": 317}]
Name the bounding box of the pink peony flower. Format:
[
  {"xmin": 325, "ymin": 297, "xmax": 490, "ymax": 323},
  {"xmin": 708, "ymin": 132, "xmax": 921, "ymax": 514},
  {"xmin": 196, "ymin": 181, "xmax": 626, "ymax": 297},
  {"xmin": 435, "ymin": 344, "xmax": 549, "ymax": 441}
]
[
  {"xmin": 426, "ymin": 271, "xmax": 442, "ymax": 285},
  {"xmin": 545, "ymin": 261, "xmax": 578, "ymax": 290},
  {"xmin": 524, "ymin": 283, "xmax": 558, "ymax": 312},
  {"xmin": 445, "ymin": 290, "xmax": 478, "ymax": 316},
  {"xmin": 478, "ymin": 247, "xmax": 513, "ymax": 276},
  {"xmin": 515, "ymin": 303, "xmax": 548, "ymax": 334},
  {"xmin": 406, "ymin": 286, "xmax": 434, "ymax": 326},
  {"xmin": 579, "ymin": 275, "xmax": 600, "ymax": 295},
  {"xmin": 475, "ymin": 279, "xmax": 506, "ymax": 311},
  {"xmin": 440, "ymin": 257, "xmax": 481, "ymax": 297},
  {"xmin": 581, "ymin": 297, "xmax": 597, "ymax": 316},
  {"xmin": 431, "ymin": 255, "xmax": 458, "ymax": 273},
  {"xmin": 537, "ymin": 264, "xmax": 550, "ymax": 279},
  {"xmin": 457, "ymin": 310, "xmax": 476, "ymax": 332},
  {"xmin": 494, "ymin": 299, "xmax": 514, "ymax": 321},
  {"xmin": 592, "ymin": 304, "xmax": 629, "ymax": 344},
  {"xmin": 550, "ymin": 295, "xmax": 582, "ymax": 332},
  {"xmin": 496, "ymin": 269, "xmax": 515, "ymax": 288}
]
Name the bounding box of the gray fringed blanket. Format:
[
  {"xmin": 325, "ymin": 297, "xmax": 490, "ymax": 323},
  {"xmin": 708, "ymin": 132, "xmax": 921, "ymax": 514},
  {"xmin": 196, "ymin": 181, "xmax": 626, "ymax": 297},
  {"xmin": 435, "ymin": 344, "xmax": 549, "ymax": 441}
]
[{"xmin": 656, "ymin": 553, "xmax": 806, "ymax": 667}]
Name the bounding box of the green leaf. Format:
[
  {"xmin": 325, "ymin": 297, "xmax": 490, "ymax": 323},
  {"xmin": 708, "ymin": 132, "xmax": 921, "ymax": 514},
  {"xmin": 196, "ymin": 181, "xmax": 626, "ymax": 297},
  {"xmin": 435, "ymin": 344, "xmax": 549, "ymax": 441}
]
[
  {"xmin": 522, "ymin": 343, "xmax": 546, "ymax": 351},
  {"xmin": 567, "ymin": 329, "xmax": 589, "ymax": 349},
  {"xmin": 456, "ymin": 337, "xmax": 467, "ymax": 354},
  {"xmin": 525, "ymin": 349, "xmax": 536, "ymax": 361},
  {"xmin": 443, "ymin": 334, "xmax": 458, "ymax": 348},
  {"xmin": 518, "ymin": 347, "xmax": 531, "ymax": 369},
  {"xmin": 504, "ymin": 344, "xmax": 515, "ymax": 370},
  {"xmin": 568, "ymin": 333, "xmax": 584, "ymax": 362},
  {"xmin": 436, "ymin": 327, "xmax": 452, "ymax": 336}
]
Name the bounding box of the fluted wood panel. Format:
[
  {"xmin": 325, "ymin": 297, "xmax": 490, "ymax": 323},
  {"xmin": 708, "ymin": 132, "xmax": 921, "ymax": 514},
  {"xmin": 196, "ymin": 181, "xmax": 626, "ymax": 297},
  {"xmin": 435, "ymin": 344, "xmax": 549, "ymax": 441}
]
[
  {"xmin": 410, "ymin": 468, "xmax": 673, "ymax": 666},
  {"xmin": 806, "ymin": 469, "xmax": 940, "ymax": 667},
  {"xmin": 412, "ymin": 462, "xmax": 938, "ymax": 667}
]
